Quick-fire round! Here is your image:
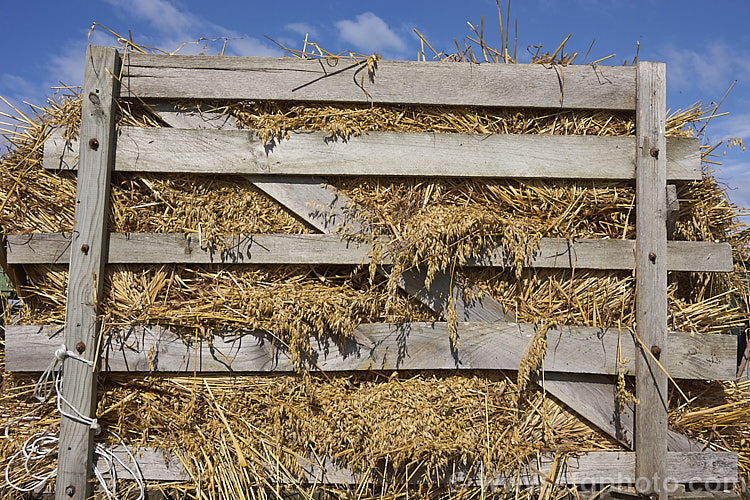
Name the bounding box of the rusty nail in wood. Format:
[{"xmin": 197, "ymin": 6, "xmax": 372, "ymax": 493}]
[
  {"xmin": 81, "ymin": 244, "xmax": 89, "ymax": 254},
  {"xmin": 648, "ymin": 252, "xmax": 656, "ymax": 262},
  {"xmin": 89, "ymin": 138, "xmax": 99, "ymax": 150},
  {"xmin": 649, "ymin": 147, "xmax": 659, "ymax": 159},
  {"xmin": 66, "ymin": 485, "xmax": 76, "ymax": 496},
  {"xmin": 651, "ymin": 345, "xmax": 662, "ymax": 359},
  {"xmin": 75, "ymin": 342, "xmax": 85, "ymax": 354}
]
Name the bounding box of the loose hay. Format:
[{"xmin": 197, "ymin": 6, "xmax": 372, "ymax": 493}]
[
  {"xmin": 1, "ymin": 19, "xmax": 749, "ymax": 499},
  {"xmin": 1, "ymin": 371, "xmax": 621, "ymax": 499}
]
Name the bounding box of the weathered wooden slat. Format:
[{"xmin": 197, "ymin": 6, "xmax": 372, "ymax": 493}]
[
  {"xmin": 0, "ymin": 235, "xmax": 26, "ymax": 300},
  {"xmin": 634, "ymin": 61, "xmax": 669, "ymax": 499},
  {"xmin": 147, "ymin": 101, "xmax": 238, "ymax": 129},
  {"xmin": 121, "ymin": 54, "xmax": 637, "ymax": 110},
  {"xmin": 6, "ymin": 323, "xmax": 734, "ymax": 380},
  {"xmin": 99, "ymin": 447, "xmax": 737, "ymax": 485},
  {"xmin": 538, "ymin": 374, "xmax": 701, "ymax": 452},
  {"xmin": 56, "ymin": 46, "xmax": 120, "ymax": 500},
  {"xmin": 5, "ymin": 233, "xmax": 733, "ymax": 272},
  {"xmin": 666, "ymin": 184, "xmax": 679, "ymax": 239},
  {"xmin": 43, "ymin": 128, "xmax": 701, "ymax": 181},
  {"xmin": 97, "ymin": 447, "xmax": 190, "ymax": 482},
  {"xmin": 5, "ymin": 233, "xmax": 371, "ymax": 266},
  {"xmin": 298, "ymin": 451, "xmax": 737, "ymax": 486},
  {"xmin": 6, "ymin": 233, "xmax": 371, "ymax": 266}
]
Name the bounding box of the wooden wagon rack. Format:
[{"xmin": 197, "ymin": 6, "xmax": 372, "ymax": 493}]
[{"xmin": 2, "ymin": 46, "xmax": 742, "ymax": 499}]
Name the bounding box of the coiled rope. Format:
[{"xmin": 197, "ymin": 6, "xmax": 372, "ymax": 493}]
[{"xmin": 3, "ymin": 344, "xmax": 145, "ymax": 498}]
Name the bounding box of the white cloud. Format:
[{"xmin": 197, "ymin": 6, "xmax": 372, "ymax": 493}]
[
  {"xmin": 661, "ymin": 43, "xmax": 750, "ymax": 95},
  {"xmin": 714, "ymin": 159, "xmax": 750, "ymax": 213},
  {"xmin": 284, "ymin": 23, "xmax": 318, "ymax": 39},
  {"xmin": 104, "ymin": 0, "xmax": 194, "ymax": 36},
  {"xmin": 0, "ymin": 99, "xmax": 12, "ymax": 118},
  {"xmin": 49, "ymin": 43, "xmax": 86, "ymax": 87},
  {"xmin": 274, "ymin": 37, "xmax": 297, "ymax": 49},
  {"xmin": 335, "ymin": 12, "xmax": 407, "ymax": 56},
  {"xmin": 47, "ymin": 29, "xmax": 130, "ymax": 88},
  {"xmin": 103, "ymin": 0, "xmax": 282, "ymax": 57},
  {"xmin": 0, "ymin": 72, "xmax": 61, "ymax": 122},
  {"xmin": 0, "ymin": 74, "xmax": 37, "ymax": 97},
  {"xmin": 227, "ymin": 38, "xmax": 283, "ymax": 57},
  {"xmin": 0, "ymin": 76, "xmax": 43, "ymax": 151},
  {"xmin": 0, "ymin": 98, "xmax": 21, "ymax": 136},
  {"xmin": 709, "ymin": 111, "xmax": 750, "ymax": 142}
]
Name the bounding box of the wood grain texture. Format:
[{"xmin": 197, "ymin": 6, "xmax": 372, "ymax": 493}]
[
  {"xmin": 542, "ymin": 372, "xmax": 635, "ymax": 446},
  {"xmin": 666, "ymin": 184, "xmax": 679, "ymax": 239},
  {"xmin": 43, "ymin": 127, "xmax": 701, "ymax": 181},
  {"xmin": 6, "ymin": 233, "xmax": 372, "ymax": 266},
  {"xmin": 146, "ymin": 101, "xmax": 237, "ymax": 129},
  {"xmin": 0, "ymin": 236, "xmax": 26, "ymax": 301},
  {"xmin": 98, "ymin": 447, "xmax": 737, "ymax": 485},
  {"xmin": 634, "ymin": 61, "xmax": 669, "ymax": 498},
  {"xmin": 248, "ymin": 176, "xmax": 366, "ymax": 233},
  {"xmin": 96, "ymin": 447, "xmax": 190, "ymax": 482},
  {"xmin": 5, "ymin": 323, "xmax": 735, "ymax": 380},
  {"xmin": 5, "ymin": 233, "xmax": 734, "ymax": 272},
  {"xmin": 539, "ymin": 374, "xmax": 700, "ymax": 452},
  {"xmin": 55, "ymin": 46, "xmax": 120, "ymax": 500},
  {"xmin": 292, "ymin": 451, "xmax": 737, "ymax": 487},
  {"xmin": 121, "ymin": 54, "xmax": 637, "ymax": 109}
]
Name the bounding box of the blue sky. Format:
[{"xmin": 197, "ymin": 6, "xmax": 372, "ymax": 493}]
[{"xmin": 1, "ymin": 0, "xmax": 749, "ymax": 214}]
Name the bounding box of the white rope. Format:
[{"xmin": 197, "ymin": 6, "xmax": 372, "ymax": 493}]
[
  {"xmin": 4, "ymin": 424, "xmax": 57, "ymax": 493},
  {"xmin": 34, "ymin": 343, "xmax": 100, "ymax": 432},
  {"xmin": 92, "ymin": 431, "xmax": 146, "ymax": 500},
  {"xmin": 3, "ymin": 424, "xmax": 145, "ymax": 498},
  {"xmin": 3, "ymin": 347, "xmax": 146, "ymax": 498},
  {"xmin": 33, "ymin": 344, "xmax": 93, "ymax": 402},
  {"xmin": 54, "ymin": 371, "xmax": 100, "ymax": 433}
]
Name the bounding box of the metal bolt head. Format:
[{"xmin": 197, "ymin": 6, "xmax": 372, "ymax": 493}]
[
  {"xmin": 651, "ymin": 345, "xmax": 662, "ymax": 359},
  {"xmin": 648, "ymin": 252, "xmax": 656, "ymax": 263},
  {"xmin": 65, "ymin": 484, "xmax": 75, "ymax": 496},
  {"xmin": 88, "ymin": 138, "xmax": 99, "ymax": 150},
  {"xmin": 75, "ymin": 342, "xmax": 85, "ymax": 354},
  {"xmin": 81, "ymin": 244, "xmax": 89, "ymax": 255},
  {"xmin": 649, "ymin": 147, "xmax": 659, "ymax": 159}
]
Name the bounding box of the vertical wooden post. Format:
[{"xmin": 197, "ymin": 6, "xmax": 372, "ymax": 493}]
[
  {"xmin": 55, "ymin": 46, "xmax": 120, "ymax": 500},
  {"xmin": 635, "ymin": 61, "xmax": 668, "ymax": 499}
]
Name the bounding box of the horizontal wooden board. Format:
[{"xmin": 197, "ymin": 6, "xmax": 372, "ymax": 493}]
[
  {"xmin": 43, "ymin": 128, "xmax": 701, "ymax": 181},
  {"xmin": 5, "ymin": 233, "xmax": 733, "ymax": 272},
  {"xmin": 101, "ymin": 447, "xmax": 736, "ymax": 485},
  {"xmin": 121, "ymin": 54, "xmax": 637, "ymax": 110},
  {"xmin": 99, "ymin": 447, "xmax": 190, "ymax": 482},
  {"xmin": 6, "ymin": 233, "xmax": 371, "ymax": 266},
  {"xmin": 6, "ymin": 322, "xmax": 735, "ymax": 380},
  {"xmin": 297, "ymin": 451, "xmax": 738, "ymax": 486}
]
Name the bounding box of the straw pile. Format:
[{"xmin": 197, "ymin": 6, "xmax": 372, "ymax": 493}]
[{"xmin": 1, "ymin": 18, "xmax": 749, "ymax": 498}]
